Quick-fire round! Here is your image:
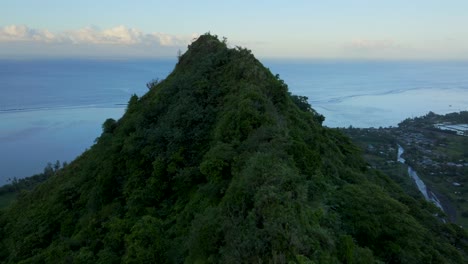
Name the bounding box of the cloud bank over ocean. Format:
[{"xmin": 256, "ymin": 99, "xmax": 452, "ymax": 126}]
[
  {"xmin": 0, "ymin": 25, "xmax": 198, "ymax": 58},
  {"xmin": 0, "ymin": 24, "xmax": 197, "ymax": 46}
]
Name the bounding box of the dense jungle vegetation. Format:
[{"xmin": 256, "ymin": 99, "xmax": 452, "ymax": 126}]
[{"xmin": 0, "ymin": 34, "xmax": 466, "ymax": 263}]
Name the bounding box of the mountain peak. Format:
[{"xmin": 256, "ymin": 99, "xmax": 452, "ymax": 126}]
[
  {"xmin": 177, "ymin": 33, "xmax": 228, "ymax": 67},
  {"xmin": 0, "ymin": 33, "xmax": 466, "ymax": 263}
]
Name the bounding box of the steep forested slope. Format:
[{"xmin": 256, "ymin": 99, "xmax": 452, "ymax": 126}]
[{"xmin": 0, "ymin": 34, "xmax": 466, "ymax": 263}]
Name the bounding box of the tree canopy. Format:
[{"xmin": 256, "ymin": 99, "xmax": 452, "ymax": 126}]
[{"xmin": 0, "ymin": 34, "xmax": 466, "ymax": 263}]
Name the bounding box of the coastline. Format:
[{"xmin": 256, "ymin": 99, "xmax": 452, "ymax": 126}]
[
  {"xmin": 316, "ymin": 87, "xmax": 468, "ymax": 128},
  {"xmin": 0, "ymin": 106, "xmax": 125, "ymax": 185}
]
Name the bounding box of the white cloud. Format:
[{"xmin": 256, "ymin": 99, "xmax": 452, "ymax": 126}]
[
  {"xmin": 0, "ymin": 25, "xmax": 57, "ymax": 43},
  {"xmin": 0, "ymin": 24, "xmax": 195, "ymax": 47}
]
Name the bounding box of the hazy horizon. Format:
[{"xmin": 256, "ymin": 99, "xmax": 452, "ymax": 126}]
[{"xmin": 2, "ymin": 1, "xmax": 468, "ymax": 60}]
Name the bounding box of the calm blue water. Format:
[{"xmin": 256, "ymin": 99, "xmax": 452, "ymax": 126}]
[
  {"xmin": 1, "ymin": 58, "xmax": 468, "ymax": 184},
  {"xmin": 0, "ymin": 59, "xmax": 175, "ymax": 111}
]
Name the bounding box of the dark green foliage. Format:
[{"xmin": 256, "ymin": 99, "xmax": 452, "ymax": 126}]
[
  {"xmin": 0, "ymin": 33, "xmax": 466, "ymax": 263},
  {"xmin": 290, "ymin": 94, "xmax": 325, "ymax": 124},
  {"xmin": 0, "ymin": 162, "xmax": 62, "ymax": 210},
  {"xmin": 102, "ymin": 118, "xmax": 117, "ymax": 134}
]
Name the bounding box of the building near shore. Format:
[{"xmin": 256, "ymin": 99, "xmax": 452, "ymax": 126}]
[{"xmin": 434, "ymin": 123, "xmax": 468, "ymax": 136}]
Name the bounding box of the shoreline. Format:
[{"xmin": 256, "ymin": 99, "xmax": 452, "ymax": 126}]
[{"xmin": 0, "ymin": 106, "xmax": 126, "ymax": 185}]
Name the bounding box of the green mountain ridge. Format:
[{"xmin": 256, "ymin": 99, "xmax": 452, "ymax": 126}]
[{"xmin": 0, "ymin": 34, "xmax": 467, "ymax": 263}]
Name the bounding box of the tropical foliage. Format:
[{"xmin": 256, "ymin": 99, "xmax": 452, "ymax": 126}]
[{"xmin": 0, "ymin": 34, "xmax": 466, "ymax": 263}]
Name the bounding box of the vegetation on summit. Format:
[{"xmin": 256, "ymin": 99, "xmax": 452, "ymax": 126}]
[{"xmin": 0, "ymin": 34, "xmax": 467, "ymax": 263}]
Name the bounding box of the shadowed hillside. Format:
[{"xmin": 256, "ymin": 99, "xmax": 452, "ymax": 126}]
[{"xmin": 0, "ymin": 34, "xmax": 466, "ymax": 263}]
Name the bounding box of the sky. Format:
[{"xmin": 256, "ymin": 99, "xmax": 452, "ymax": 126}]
[{"xmin": 1, "ymin": 0, "xmax": 468, "ymax": 59}]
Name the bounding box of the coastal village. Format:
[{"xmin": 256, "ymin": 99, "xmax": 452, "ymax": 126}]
[{"xmin": 341, "ymin": 111, "xmax": 468, "ymax": 227}]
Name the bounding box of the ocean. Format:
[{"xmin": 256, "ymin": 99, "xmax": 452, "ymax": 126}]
[{"xmin": 1, "ymin": 58, "xmax": 468, "ymax": 184}]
